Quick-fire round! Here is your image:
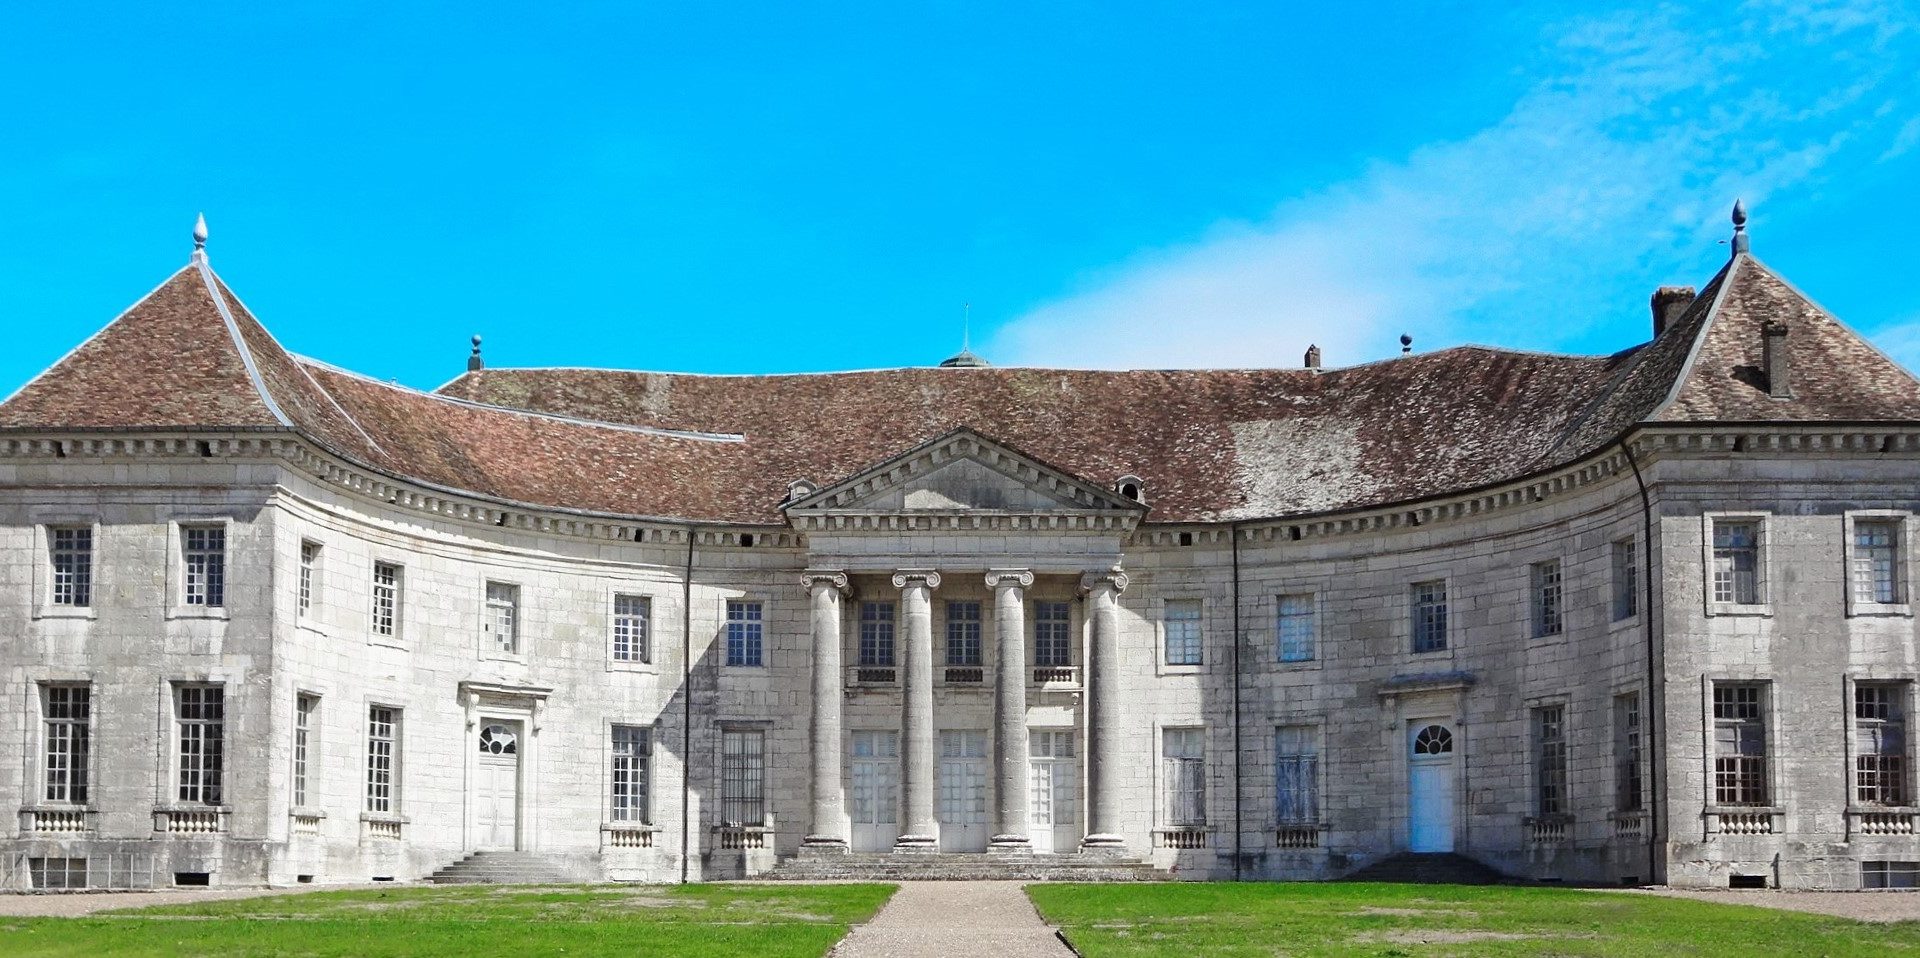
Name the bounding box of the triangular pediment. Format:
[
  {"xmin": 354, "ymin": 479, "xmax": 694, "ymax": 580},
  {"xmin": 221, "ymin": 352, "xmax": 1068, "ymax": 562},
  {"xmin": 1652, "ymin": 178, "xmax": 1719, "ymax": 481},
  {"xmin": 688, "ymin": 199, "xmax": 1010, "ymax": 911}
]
[{"xmin": 784, "ymin": 429, "xmax": 1146, "ymax": 516}]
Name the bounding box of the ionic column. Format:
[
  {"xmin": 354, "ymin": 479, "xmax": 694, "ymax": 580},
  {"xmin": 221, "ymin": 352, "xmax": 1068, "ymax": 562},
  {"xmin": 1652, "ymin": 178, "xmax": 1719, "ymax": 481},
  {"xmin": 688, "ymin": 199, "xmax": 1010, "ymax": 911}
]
[
  {"xmin": 987, "ymin": 569, "xmax": 1034, "ymax": 854},
  {"xmin": 1080, "ymin": 566, "xmax": 1130, "ymax": 852},
  {"xmin": 892, "ymin": 569, "xmax": 941, "ymax": 851},
  {"xmin": 802, "ymin": 571, "xmax": 851, "ymax": 852}
]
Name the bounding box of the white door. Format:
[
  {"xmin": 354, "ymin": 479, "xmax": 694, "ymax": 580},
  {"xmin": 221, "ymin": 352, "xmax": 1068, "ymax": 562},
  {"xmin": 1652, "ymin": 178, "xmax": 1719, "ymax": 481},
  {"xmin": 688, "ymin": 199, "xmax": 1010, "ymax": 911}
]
[
  {"xmin": 476, "ymin": 721, "xmax": 521, "ymax": 850},
  {"xmin": 938, "ymin": 730, "xmax": 989, "ymax": 852},
  {"xmin": 1028, "ymin": 730, "xmax": 1077, "ymax": 854},
  {"xmin": 1407, "ymin": 722, "xmax": 1455, "ymax": 853},
  {"xmin": 850, "ymin": 731, "xmax": 900, "ymax": 852}
]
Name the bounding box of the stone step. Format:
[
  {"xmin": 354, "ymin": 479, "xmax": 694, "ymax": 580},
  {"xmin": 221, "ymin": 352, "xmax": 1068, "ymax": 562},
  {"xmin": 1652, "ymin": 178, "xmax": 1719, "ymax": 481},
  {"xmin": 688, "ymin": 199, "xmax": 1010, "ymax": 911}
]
[
  {"xmin": 1341, "ymin": 853, "xmax": 1507, "ymax": 885},
  {"xmin": 426, "ymin": 851, "xmax": 572, "ymax": 885},
  {"xmin": 764, "ymin": 852, "xmax": 1172, "ymax": 882}
]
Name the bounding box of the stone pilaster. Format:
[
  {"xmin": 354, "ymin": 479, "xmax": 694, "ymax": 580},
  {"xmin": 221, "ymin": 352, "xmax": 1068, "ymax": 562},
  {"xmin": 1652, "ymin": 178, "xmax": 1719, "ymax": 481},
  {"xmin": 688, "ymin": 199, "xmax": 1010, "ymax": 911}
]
[
  {"xmin": 987, "ymin": 568, "xmax": 1034, "ymax": 854},
  {"xmin": 892, "ymin": 569, "xmax": 942, "ymax": 851},
  {"xmin": 801, "ymin": 570, "xmax": 851, "ymax": 852},
  {"xmin": 1080, "ymin": 566, "xmax": 1130, "ymax": 853}
]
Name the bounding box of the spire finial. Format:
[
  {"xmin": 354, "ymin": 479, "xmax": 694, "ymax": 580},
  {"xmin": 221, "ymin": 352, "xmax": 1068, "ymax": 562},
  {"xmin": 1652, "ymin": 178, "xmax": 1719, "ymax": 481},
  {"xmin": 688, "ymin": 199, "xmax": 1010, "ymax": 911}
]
[
  {"xmin": 1730, "ymin": 199, "xmax": 1749, "ymax": 256},
  {"xmin": 468, "ymin": 334, "xmax": 484, "ymax": 372},
  {"xmin": 962, "ymin": 302, "xmax": 972, "ymax": 353},
  {"xmin": 1399, "ymin": 333, "xmax": 1413, "ymax": 355},
  {"xmin": 191, "ymin": 212, "xmax": 208, "ymax": 262}
]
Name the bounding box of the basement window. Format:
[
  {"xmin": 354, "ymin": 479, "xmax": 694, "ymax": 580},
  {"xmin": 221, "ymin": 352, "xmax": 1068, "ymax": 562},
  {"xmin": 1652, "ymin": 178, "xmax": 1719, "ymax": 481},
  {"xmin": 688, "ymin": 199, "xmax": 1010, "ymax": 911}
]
[
  {"xmin": 1864, "ymin": 861, "xmax": 1920, "ymax": 889},
  {"xmin": 29, "ymin": 857, "xmax": 87, "ymax": 890},
  {"xmin": 174, "ymin": 871, "xmax": 212, "ymax": 886},
  {"xmin": 1727, "ymin": 874, "xmax": 1767, "ymax": 889}
]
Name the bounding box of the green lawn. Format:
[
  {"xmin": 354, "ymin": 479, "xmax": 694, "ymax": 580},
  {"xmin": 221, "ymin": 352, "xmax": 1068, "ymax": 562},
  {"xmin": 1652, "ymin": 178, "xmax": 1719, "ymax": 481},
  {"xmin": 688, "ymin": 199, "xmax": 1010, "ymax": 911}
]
[
  {"xmin": 1026, "ymin": 882, "xmax": 1920, "ymax": 958},
  {"xmin": 0, "ymin": 883, "xmax": 897, "ymax": 958}
]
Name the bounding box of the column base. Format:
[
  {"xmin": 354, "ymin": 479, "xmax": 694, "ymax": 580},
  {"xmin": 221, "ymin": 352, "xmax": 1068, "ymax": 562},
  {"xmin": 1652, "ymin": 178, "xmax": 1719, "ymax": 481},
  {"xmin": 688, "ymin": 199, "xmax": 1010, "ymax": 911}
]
[
  {"xmin": 988, "ymin": 835, "xmax": 1033, "ymax": 856},
  {"xmin": 798, "ymin": 838, "xmax": 850, "ymax": 857},
  {"xmin": 892, "ymin": 834, "xmax": 939, "ymax": 854},
  {"xmin": 1079, "ymin": 833, "xmax": 1129, "ymax": 857}
]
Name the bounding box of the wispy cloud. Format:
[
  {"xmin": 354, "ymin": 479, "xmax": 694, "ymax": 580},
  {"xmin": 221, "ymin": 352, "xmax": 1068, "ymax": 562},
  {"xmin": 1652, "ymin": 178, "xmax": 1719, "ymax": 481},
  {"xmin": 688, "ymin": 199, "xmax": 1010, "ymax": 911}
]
[{"xmin": 989, "ymin": 0, "xmax": 1915, "ymax": 369}]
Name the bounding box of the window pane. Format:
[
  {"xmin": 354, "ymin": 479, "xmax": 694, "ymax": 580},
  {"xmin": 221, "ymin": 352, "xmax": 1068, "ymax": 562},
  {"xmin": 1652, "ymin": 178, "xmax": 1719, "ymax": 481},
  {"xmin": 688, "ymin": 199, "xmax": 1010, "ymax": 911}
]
[
  {"xmin": 859, "ymin": 601, "xmax": 896, "ymax": 667},
  {"xmin": 1163, "ymin": 600, "xmax": 1202, "ymax": 666},
  {"xmin": 1276, "ymin": 595, "xmax": 1314, "ymax": 662},
  {"xmin": 50, "ymin": 527, "xmax": 93, "ymax": 607},
  {"xmin": 372, "ymin": 563, "xmax": 402, "ymax": 637},
  {"xmin": 1712, "ymin": 520, "xmax": 1760, "ymax": 605},
  {"xmin": 366, "ymin": 706, "xmax": 398, "ymax": 814},
  {"xmin": 176, "ymin": 686, "xmax": 225, "ymax": 805},
  {"xmin": 43, "ymin": 685, "xmax": 91, "ymax": 805},
  {"xmin": 1033, "ymin": 602, "xmax": 1072, "ymax": 667},
  {"xmin": 722, "ymin": 729, "xmax": 766, "ymax": 825},
  {"xmin": 726, "ymin": 601, "xmax": 764, "ymax": 667},
  {"xmin": 1612, "ymin": 539, "xmax": 1638, "ymax": 621},
  {"xmin": 612, "ymin": 725, "xmax": 651, "ymax": 823},
  {"xmin": 1411, "ymin": 581, "xmax": 1447, "ymax": 652},
  {"xmin": 613, "ymin": 594, "xmax": 651, "ymax": 663},
  {"xmin": 946, "ymin": 601, "xmax": 983, "ymax": 666},
  {"xmin": 1531, "ymin": 561, "xmax": 1562, "ymax": 638},
  {"xmin": 1855, "ymin": 520, "xmax": 1902, "ymax": 605},
  {"xmin": 183, "ymin": 526, "xmax": 226, "ymax": 607}
]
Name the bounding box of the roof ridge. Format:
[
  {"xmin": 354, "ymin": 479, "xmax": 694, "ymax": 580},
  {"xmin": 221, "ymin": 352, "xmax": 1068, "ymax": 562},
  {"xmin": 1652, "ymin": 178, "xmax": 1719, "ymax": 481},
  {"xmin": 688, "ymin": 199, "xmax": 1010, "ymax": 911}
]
[
  {"xmin": 193, "ymin": 259, "xmax": 292, "ymax": 428},
  {"xmin": 1646, "ymin": 255, "xmax": 1746, "ymax": 419}
]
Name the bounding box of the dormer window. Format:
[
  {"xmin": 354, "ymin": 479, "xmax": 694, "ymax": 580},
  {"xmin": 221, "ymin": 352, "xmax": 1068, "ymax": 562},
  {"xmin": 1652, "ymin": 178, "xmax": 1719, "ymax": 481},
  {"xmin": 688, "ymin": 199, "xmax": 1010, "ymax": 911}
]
[
  {"xmin": 785, "ymin": 478, "xmax": 818, "ymax": 503},
  {"xmin": 1115, "ymin": 475, "xmax": 1147, "ymax": 505}
]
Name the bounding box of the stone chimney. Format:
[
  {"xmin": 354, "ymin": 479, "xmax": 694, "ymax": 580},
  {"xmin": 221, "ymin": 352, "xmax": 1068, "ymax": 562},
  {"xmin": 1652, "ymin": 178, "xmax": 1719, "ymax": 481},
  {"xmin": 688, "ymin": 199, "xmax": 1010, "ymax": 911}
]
[
  {"xmin": 1763, "ymin": 320, "xmax": 1791, "ymax": 398},
  {"xmin": 1651, "ymin": 286, "xmax": 1696, "ymax": 337},
  {"xmin": 1304, "ymin": 344, "xmax": 1321, "ymax": 370}
]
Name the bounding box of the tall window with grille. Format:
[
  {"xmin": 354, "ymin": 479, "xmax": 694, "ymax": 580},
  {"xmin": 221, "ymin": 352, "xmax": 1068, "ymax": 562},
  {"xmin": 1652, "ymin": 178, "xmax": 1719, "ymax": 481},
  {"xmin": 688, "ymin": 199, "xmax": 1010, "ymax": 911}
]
[
  {"xmin": 1276, "ymin": 594, "xmax": 1315, "ymax": 663},
  {"xmin": 176, "ymin": 685, "xmax": 225, "ymax": 805},
  {"xmin": 371, "ymin": 562, "xmax": 402, "ymax": 638},
  {"xmin": 1611, "ymin": 538, "xmax": 1638, "ymax": 621},
  {"xmin": 182, "ymin": 525, "xmax": 226, "ymax": 607},
  {"xmin": 49, "ymin": 527, "xmax": 92, "ymax": 607},
  {"xmin": 1274, "ymin": 725, "xmax": 1319, "ymax": 825},
  {"xmin": 1713, "ymin": 684, "xmax": 1769, "ymax": 806},
  {"xmin": 1163, "ymin": 599, "xmax": 1203, "ymax": 666},
  {"xmin": 1411, "ymin": 580, "xmax": 1448, "ymax": 652},
  {"xmin": 42, "ymin": 685, "xmax": 90, "ymax": 805},
  {"xmin": 297, "ymin": 541, "xmax": 319, "ymax": 619},
  {"xmin": 1711, "ymin": 519, "xmax": 1762, "ymax": 605},
  {"xmin": 1162, "ymin": 727, "xmax": 1207, "ymax": 826},
  {"xmin": 859, "ymin": 601, "xmax": 896, "ymax": 667},
  {"xmin": 946, "ymin": 600, "xmax": 983, "ymax": 666},
  {"xmin": 1531, "ymin": 560, "xmax": 1563, "ymax": 638},
  {"xmin": 721, "ymin": 728, "xmax": 765, "ymax": 826},
  {"xmin": 1853, "ymin": 519, "xmax": 1904, "ymax": 605},
  {"xmin": 1614, "ymin": 692, "xmax": 1644, "ymax": 812},
  {"xmin": 611, "ymin": 725, "xmax": 650, "ymax": 823},
  {"xmin": 484, "ymin": 582, "xmax": 520, "ymax": 655},
  {"xmin": 1033, "ymin": 601, "xmax": 1072, "ymax": 667},
  {"xmin": 1533, "ymin": 705, "xmax": 1568, "ymax": 816},
  {"xmin": 612, "ymin": 594, "xmax": 651, "ymax": 664},
  {"xmin": 293, "ymin": 694, "xmax": 316, "ymax": 808},
  {"xmin": 1856, "ymin": 683, "xmax": 1909, "ymax": 807},
  {"xmin": 365, "ymin": 706, "xmax": 399, "ymax": 815},
  {"xmin": 725, "ymin": 600, "xmax": 763, "ymax": 667}
]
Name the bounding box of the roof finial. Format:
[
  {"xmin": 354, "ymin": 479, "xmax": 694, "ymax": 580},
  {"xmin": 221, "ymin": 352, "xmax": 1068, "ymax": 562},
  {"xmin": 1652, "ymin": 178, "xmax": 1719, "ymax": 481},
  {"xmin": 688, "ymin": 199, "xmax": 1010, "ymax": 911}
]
[
  {"xmin": 962, "ymin": 302, "xmax": 972, "ymax": 353},
  {"xmin": 468, "ymin": 334, "xmax": 484, "ymax": 372},
  {"xmin": 1730, "ymin": 199, "xmax": 1749, "ymax": 256},
  {"xmin": 191, "ymin": 212, "xmax": 208, "ymax": 263},
  {"xmin": 1400, "ymin": 333, "xmax": 1413, "ymax": 355}
]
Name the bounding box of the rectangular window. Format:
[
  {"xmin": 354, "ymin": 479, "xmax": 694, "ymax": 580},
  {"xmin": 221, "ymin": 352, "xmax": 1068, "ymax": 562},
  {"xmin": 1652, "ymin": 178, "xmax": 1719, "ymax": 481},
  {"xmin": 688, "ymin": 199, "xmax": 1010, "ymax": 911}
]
[
  {"xmin": 721, "ymin": 728, "xmax": 766, "ymax": 826},
  {"xmin": 1712, "ymin": 519, "xmax": 1761, "ymax": 605},
  {"xmin": 293, "ymin": 694, "xmax": 316, "ymax": 808},
  {"xmin": 366, "ymin": 706, "xmax": 398, "ymax": 815},
  {"xmin": 1411, "ymin": 580, "xmax": 1448, "ymax": 653},
  {"xmin": 1163, "ymin": 599, "xmax": 1203, "ymax": 666},
  {"xmin": 1276, "ymin": 594, "xmax": 1315, "ymax": 663},
  {"xmin": 49, "ymin": 527, "xmax": 93, "ymax": 607},
  {"xmin": 1612, "ymin": 538, "xmax": 1638, "ymax": 621},
  {"xmin": 29, "ymin": 857, "xmax": 88, "ymax": 891},
  {"xmin": 611, "ymin": 725, "xmax": 651, "ymax": 823},
  {"xmin": 946, "ymin": 600, "xmax": 983, "ymax": 666},
  {"xmin": 1531, "ymin": 560, "xmax": 1563, "ymax": 638},
  {"xmin": 1713, "ymin": 683, "xmax": 1769, "ymax": 806},
  {"xmin": 176, "ymin": 685, "xmax": 225, "ymax": 805},
  {"xmin": 1854, "ymin": 519, "xmax": 1903, "ymax": 605},
  {"xmin": 1864, "ymin": 861, "xmax": 1920, "ymax": 890},
  {"xmin": 42, "ymin": 685, "xmax": 90, "ymax": 805},
  {"xmin": 725, "ymin": 600, "xmax": 763, "ymax": 667},
  {"xmin": 371, "ymin": 562, "xmax": 402, "ymax": 637},
  {"xmin": 1033, "ymin": 601, "xmax": 1072, "ymax": 667},
  {"xmin": 297, "ymin": 541, "xmax": 319, "ymax": 619},
  {"xmin": 182, "ymin": 526, "xmax": 226, "ymax": 607},
  {"xmin": 1533, "ymin": 705, "xmax": 1568, "ymax": 816},
  {"xmin": 1274, "ymin": 725, "xmax": 1319, "ymax": 824},
  {"xmin": 1614, "ymin": 692, "xmax": 1644, "ymax": 812},
  {"xmin": 1856, "ymin": 683, "xmax": 1909, "ymax": 807},
  {"xmin": 484, "ymin": 582, "xmax": 520, "ymax": 655},
  {"xmin": 612, "ymin": 594, "xmax": 651, "ymax": 664},
  {"xmin": 1162, "ymin": 728, "xmax": 1206, "ymax": 825},
  {"xmin": 859, "ymin": 601, "xmax": 896, "ymax": 667}
]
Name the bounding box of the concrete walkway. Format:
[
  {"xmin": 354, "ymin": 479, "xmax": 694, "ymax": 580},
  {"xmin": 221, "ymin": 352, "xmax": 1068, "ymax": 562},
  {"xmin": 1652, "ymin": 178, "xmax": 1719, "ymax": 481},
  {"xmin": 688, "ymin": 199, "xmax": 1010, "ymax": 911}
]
[{"xmin": 832, "ymin": 881, "xmax": 1073, "ymax": 958}]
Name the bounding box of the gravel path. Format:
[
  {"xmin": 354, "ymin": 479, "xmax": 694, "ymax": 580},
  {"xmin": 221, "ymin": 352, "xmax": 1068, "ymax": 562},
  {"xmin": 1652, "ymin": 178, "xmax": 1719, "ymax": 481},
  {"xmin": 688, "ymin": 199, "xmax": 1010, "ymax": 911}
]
[
  {"xmin": 1606, "ymin": 887, "xmax": 1920, "ymax": 923},
  {"xmin": 831, "ymin": 881, "xmax": 1072, "ymax": 958},
  {"xmin": 0, "ymin": 884, "xmax": 387, "ymax": 918}
]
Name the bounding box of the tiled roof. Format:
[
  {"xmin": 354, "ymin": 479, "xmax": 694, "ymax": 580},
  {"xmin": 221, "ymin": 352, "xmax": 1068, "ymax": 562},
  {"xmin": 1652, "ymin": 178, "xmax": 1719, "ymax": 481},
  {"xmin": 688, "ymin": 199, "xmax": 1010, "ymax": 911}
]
[{"xmin": 4, "ymin": 251, "xmax": 1917, "ymax": 525}]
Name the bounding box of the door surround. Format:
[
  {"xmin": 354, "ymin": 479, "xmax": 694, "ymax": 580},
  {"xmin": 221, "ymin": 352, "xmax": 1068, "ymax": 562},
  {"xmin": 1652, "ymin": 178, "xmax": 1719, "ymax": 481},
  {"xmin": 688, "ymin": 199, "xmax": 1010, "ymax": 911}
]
[{"xmin": 459, "ymin": 681, "xmax": 551, "ymax": 853}]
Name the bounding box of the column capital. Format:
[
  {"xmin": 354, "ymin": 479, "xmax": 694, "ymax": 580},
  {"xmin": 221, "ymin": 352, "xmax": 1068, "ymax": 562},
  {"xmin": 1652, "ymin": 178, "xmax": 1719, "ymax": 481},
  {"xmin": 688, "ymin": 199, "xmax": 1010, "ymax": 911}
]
[
  {"xmin": 985, "ymin": 568, "xmax": 1034, "ymax": 590},
  {"xmin": 891, "ymin": 569, "xmax": 943, "ymax": 590},
  {"xmin": 800, "ymin": 570, "xmax": 849, "ymax": 593},
  {"xmin": 1079, "ymin": 566, "xmax": 1130, "ymax": 595}
]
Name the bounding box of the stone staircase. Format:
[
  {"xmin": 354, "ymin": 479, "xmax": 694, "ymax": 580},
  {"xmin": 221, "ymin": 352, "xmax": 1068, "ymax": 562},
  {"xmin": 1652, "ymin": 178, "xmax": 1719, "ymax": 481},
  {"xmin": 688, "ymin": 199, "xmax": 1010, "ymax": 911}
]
[
  {"xmin": 765, "ymin": 851, "xmax": 1171, "ymax": 882},
  {"xmin": 426, "ymin": 851, "xmax": 573, "ymax": 885},
  {"xmin": 1341, "ymin": 852, "xmax": 1507, "ymax": 885}
]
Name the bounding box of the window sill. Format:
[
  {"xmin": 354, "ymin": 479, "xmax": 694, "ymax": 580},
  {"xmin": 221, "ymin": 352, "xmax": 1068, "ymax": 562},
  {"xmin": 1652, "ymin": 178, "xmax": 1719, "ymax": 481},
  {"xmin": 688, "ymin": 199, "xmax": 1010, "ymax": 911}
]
[
  {"xmin": 1275, "ymin": 657, "xmax": 1320, "ymax": 671},
  {"xmin": 1156, "ymin": 662, "xmax": 1205, "ymax": 677},
  {"xmin": 367, "ymin": 636, "xmax": 407, "ymax": 650},
  {"xmin": 1705, "ymin": 603, "xmax": 1771, "ymax": 618},
  {"xmin": 1848, "ymin": 604, "xmax": 1913, "ymax": 618},
  {"xmin": 359, "ymin": 812, "xmax": 410, "ymax": 824},
  {"xmin": 32, "ymin": 606, "xmax": 96, "ymax": 622},
  {"xmin": 165, "ymin": 607, "xmax": 231, "ymax": 622},
  {"xmin": 479, "ymin": 653, "xmax": 528, "ymax": 666},
  {"xmin": 1607, "ymin": 614, "xmax": 1641, "ymax": 634},
  {"xmin": 1527, "ymin": 631, "xmax": 1567, "ymax": 646},
  {"xmin": 295, "ymin": 620, "xmax": 329, "ymax": 638},
  {"xmin": 607, "ymin": 660, "xmax": 659, "ymax": 675},
  {"xmin": 722, "ymin": 663, "xmax": 769, "ymax": 671}
]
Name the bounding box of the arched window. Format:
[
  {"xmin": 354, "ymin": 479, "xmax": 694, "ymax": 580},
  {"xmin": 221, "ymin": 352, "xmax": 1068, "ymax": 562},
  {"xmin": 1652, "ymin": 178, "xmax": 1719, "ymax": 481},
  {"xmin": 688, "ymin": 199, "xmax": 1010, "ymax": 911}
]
[
  {"xmin": 1412, "ymin": 724, "xmax": 1453, "ymax": 756},
  {"xmin": 479, "ymin": 723, "xmax": 518, "ymax": 755}
]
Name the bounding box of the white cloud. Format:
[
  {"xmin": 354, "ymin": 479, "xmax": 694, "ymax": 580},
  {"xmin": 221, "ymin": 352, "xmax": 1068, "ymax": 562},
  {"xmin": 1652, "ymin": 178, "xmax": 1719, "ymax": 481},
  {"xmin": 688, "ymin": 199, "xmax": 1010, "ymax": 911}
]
[{"xmin": 989, "ymin": 1, "xmax": 1914, "ymax": 369}]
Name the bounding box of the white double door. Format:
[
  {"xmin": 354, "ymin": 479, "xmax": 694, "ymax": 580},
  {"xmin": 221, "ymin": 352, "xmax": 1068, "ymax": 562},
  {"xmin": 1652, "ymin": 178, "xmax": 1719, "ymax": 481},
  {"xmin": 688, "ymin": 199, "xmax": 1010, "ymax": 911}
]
[
  {"xmin": 938, "ymin": 730, "xmax": 989, "ymax": 852},
  {"xmin": 850, "ymin": 731, "xmax": 901, "ymax": 852},
  {"xmin": 1028, "ymin": 730, "xmax": 1078, "ymax": 854}
]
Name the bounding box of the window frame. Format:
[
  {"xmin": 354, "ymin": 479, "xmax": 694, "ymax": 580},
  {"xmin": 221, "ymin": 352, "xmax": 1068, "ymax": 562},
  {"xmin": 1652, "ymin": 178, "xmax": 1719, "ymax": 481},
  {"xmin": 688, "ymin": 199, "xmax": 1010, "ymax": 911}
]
[
  {"xmin": 39, "ymin": 683, "xmax": 92, "ymax": 807},
  {"xmin": 1530, "ymin": 702, "xmax": 1569, "ymax": 818},
  {"xmin": 1275, "ymin": 593, "xmax": 1317, "ymax": 665},
  {"xmin": 1032, "ymin": 600, "xmax": 1073, "ymax": 668},
  {"xmin": 1409, "ymin": 578, "xmax": 1450, "ymax": 654},
  {"xmin": 1613, "ymin": 690, "xmax": 1645, "ymax": 814},
  {"xmin": 1160, "ymin": 726, "xmax": 1208, "ymax": 827},
  {"xmin": 1702, "ymin": 513, "xmax": 1771, "ymax": 616},
  {"xmin": 724, "ymin": 599, "xmax": 766, "ymax": 668},
  {"xmin": 166, "ymin": 519, "xmax": 233, "ymax": 620},
  {"xmin": 293, "ymin": 693, "xmax": 319, "ymax": 810},
  {"xmin": 719, "ymin": 726, "xmax": 767, "ymax": 826},
  {"xmin": 480, "ymin": 579, "xmax": 523, "ymax": 660},
  {"xmin": 1158, "ymin": 597, "xmax": 1205, "ymax": 669},
  {"xmin": 610, "ymin": 592, "xmax": 655, "ymax": 669},
  {"xmin": 1610, "ymin": 537, "xmax": 1639, "ymax": 624},
  {"xmin": 173, "ymin": 683, "xmax": 227, "ymax": 807},
  {"xmin": 1708, "ymin": 680, "xmax": 1772, "ymax": 808},
  {"xmin": 31, "ymin": 519, "xmax": 101, "ymax": 621},
  {"xmin": 364, "ymin": 704, "xmax": 401, "ymax": 817},
  {"xmin": 1850, "ymin": 679, "xmax": 1913, "ymax": 809},
  {"xmin": 1529, "ymin": 559, "xmax": 1564, "ymax": 640},
  {"xmin": 945, "ymin": 599, "xmax": 984, "ymax": 667},
  {"xmin": 296, "ymin": 540, "xmax": 321, "ymax": 624},
  {"xmin": 370, "ymin": 560, "xmax": 405, "ymax": 644},
  {"xmin": 1845, "ymin": 512, "xmax": 1913, "ymax": 617},
  {"xmin": 609, "ymin": 723, "xmax": 652, "ymax": 825},
  {"xmin": 1273, "ymin": 723, "xmax": 1321, "ymax": 826}
]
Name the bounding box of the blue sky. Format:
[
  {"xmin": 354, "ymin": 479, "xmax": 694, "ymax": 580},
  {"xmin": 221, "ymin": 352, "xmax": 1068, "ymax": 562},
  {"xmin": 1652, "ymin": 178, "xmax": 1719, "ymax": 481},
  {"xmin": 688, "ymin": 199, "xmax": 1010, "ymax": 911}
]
[{"xmin": 4, "ymin": 1, "xmax": 1919, "ymax": 397}]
